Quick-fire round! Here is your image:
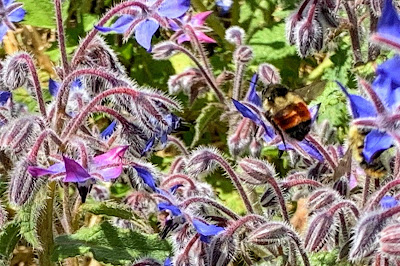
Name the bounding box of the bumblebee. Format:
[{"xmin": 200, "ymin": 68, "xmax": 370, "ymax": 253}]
[
  {"xmin": 262, "ymin": 84, "xmax": 312, "ymax": 141},
  {"xmin": 348, "ymin": 126, "xmax": 387, "ymax": 178}
]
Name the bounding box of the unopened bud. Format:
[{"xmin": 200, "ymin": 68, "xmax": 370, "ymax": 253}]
[
  {"xmin": 186, "ymin": 147, "xmax": 219, "ymax": 176},
  {"xmin": 233, "ymin": 45, "xmax": 253, "ymax": 64},
  {"xmin": 349, "ymin": 212, "xmax": 390, "ymax": 260},
  {"xmin": 333, "ymin": 177, "xmax": 349, "ymax": 196},
  {"xmin": 225, "ymin": 26, "xmax": 245, "ymax": 46},
  {"xmin": 208, "ymin": 234, "xmax": 237, "ymax": 266},
  {"xmin": 239, "ymin": 158, "xmax": 276, "ymax": 185},
  {"xmin": 248, "ymin": 222, "xmax": 290, "ymax": 246},
  {"xmin": 286, "ymin": 13, "xmax": 301, "ymax": 45},
  {"xmin": 308, "ymin": 188, "xmax": 339, "ymax": 212},
  {"xmin": 152, "ymin": 41, "xmax": 179, "ymax": 60},
  {"xmin": 228, "ymin": 119, "xmax": 254, "ymax": 157},
  {"xmin": 379, "ymin": 223, "xmax": 400, "ymax": 257},
  {"xmin": 2, "ymin": 52, "xmax": 30, "ymax": 90},
  {"xmin": 131, "ymin": 258, "xmax": 162, "ymax": 266},
  {"xmin": 258, "ymin": 63, "xmax": 281, "ymax": 85},
  {"xmin": 249, "ymin": 138, "xmax": 262, "ymax": 158},
  {"xmin": 295, "ymin": 19, "xmax": 323, "ymax": 57},
  {"xmin": 305, "ymin": 211, "xmax": 336, "ymax": 251},
  {"xmin": 8, "ymin": 159, "xmax": 44, "ymax": 206}
]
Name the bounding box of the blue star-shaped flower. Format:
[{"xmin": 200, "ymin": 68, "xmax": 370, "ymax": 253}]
[
  {"xmin": 0, "ymin": 0, "xmax": 25, "ymax": 43},
  {"xmin": 380, "ymin": 195, "xmax": 399, "ymax": 209},
  {"xmin": 95, "ymin": 0, "xmax": 190, "ymax": 51}
]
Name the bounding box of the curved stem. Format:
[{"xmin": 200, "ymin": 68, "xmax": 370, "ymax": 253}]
[
  {"xmin": 27, "ymin": 129, "xmax": 62, "ymax": 163},
  {"xmin": 362, "ymin": 174, "xmax": 371, "ymax": 207},
  {"xmin": 92, "ymin": 105, "xmax": 130, "ymax": 125},
  {"xmin": 225, "ymin": 214, "xmax": 266, "ymax": 236},
  {"xmin": 232, "ymin": 61, "xmax": 245, "ymax": 100},
  {"xmin": 305, "ymin": 135, "xmax": 337, "ymax": 169},
  {"xmin": 212, "ymin": 153, "xmax": 254, "ymax": 213},
  {"xmin": 161, "ymin": 174, "xmax": 195, "ymax": 189},
  {"xmin": 366, "ymin": 179, "xmax": 400, "ymax": 211},
  {"xmin": 359, "ymin": 80, "xmax": 386, "ymax": 114},
  {"xmin": 167, "ymin": 135, "xmax": 189, "ymax": 156},
  {"xmin": 61, "ymin": 87, "xmax": 139, "ymax": 139},
  {"xmin": 179, "ymin": 197, "xmax": 240, "ymax": 220},
  {"xmin": 267, "ymin": 177, "xmax": 289, "ymax": 223},
  {"xmin": 54, "ymin": 0, "xmax": 69, "ymax": 75}
]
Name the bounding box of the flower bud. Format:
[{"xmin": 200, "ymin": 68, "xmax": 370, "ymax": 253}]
[
  {"xmin": 333, "ymin": 177, "xmax": 349, "ymax": 196},
  {"xmin": 125, "ymin": 191, "xmax": 156, "ymax": 216},
  {"xmin": 307, "ymin": 188, "xmax": 339, "ymax": 212},
  {"xmin": 258, "ymin": 63, "xmax": 281, "ymax": 85},
  {"xmin": 295, "ymin": 19, "xmax": 323, "ymax": 57},
  {"xmin": 131, "ymin": 258, "xmax": 162, "ymax": 266},
  {"xmin": 379, "ymin": 223, "xmax": 400, "ymax": 257},
  {"xmin": 349, "ymin": 212, "xmax": 390, "ymax": 260},
  {"xmin": 8, "ymin": 159, "xmax": 44, "ymax": 206},
  {"xmin": 249, "ymin": 138, "xmax": 262, "ymax": 158},
  {"xmin": 225, "ymin": 26, "xmax": 245, "ymax": 46},
  {"xmin": 304, "ymin": 211, "xmax": 336, "ymax": 251},
  {"xmin": 233, "ymin": 45, "xmax": 253, "ymax": 64},
  {"xmin": 208, "ymin": 234, "xmax": 237, "ymax": 266},
  {"xmin": 247, "ymin": 222, "xmax": 289, "ymax": 247},
  {"xmin": 286, "ymin": 13, "xmax": 301, "ymax": 45},
  {"xmin": 2, "ymin": 52, "xmax": 30, "ymax": 90},
  {"xmin": 239, "ymin": 158, "xmax": 276, "ymax": 185},
  {"xmin": 186, "ymin": 147, "xmax": 219, "ymax": 176},
  {"xmin": 152, "ymin": 41, "xmax": 179, "ymax": 60},
  {"xmin": 228, "ymin": 119, "xmax": 254, "ymax": 157},
  {"xmin": 260, "ymin": 187, "xmax": 278, "ymax": 208}
]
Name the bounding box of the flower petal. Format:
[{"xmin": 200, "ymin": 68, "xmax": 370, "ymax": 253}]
[
  {"xmin": 63, "ymin": 156, "xmax": 91, "ymax": 183},
  {"xmin": 49, "ymin": 78, "xmax": 60, "ymax": 97},
  {"xmin": 157, "ymin": 0, "xmax": 190, "ymax": 18},
  {"xmin": 380, "ymin": 195, "xmax": 398, "ymax": 209},
  {"xmin": 177, "ymin": 34, "xmax": 190, "ymax": 44},
  {"xmin": 192, "ymin": 219, "xmax": 224, "ymax": 243},
  {"xmin": 28, "ymin": 162, "xmax": 65, "ymax": 177},
  {"xmin": 133, "ymin": 166, "xmax": 157, "ymax": 191},
  {"xmin": 0, "ymin": 91, "xmax": 11, "ymax": 105},
  {"xmin": 8, "ymin": 7, "xmax": 25, "ymax": 22},
  {"xmin": 309, "ymin": 103, "xmax": 320, "ymax": 123},
  {"xmin": 92, "ymin": 145, "xmax": 128, "ymax": 167},
  {"xmin": 0, "ymin": 24, "xmax": 9, "ymax": 42},
  {"xmin": 363, "ymin": 130, "xmax": 393, "ymax": 163},
  {"xmin": 135, "ymin": 19, "xmax": 159, "ymax": 52},
  {"xmin": 298, "ymin": 139, "xmax": 324, "ymax": 162},
  {"xmin": 100, "ymin": 120, "xmax": 117, "ymax": 139},
  {"xmin": 196, "ymin": 32, "xmax": 216, "ymax": 43},
  {"xmin": 337, "ymin": 82, "xmax": 377, "ymax": 118},
  {"xmin": 192, "ymin": 11, "xmax": 213, "ymax": 26},
  {"xmin": 158, "ymin": 202, "xmax": 182, "ymax": 216},
  {"xmin": 247, "ymin": 74, "xmax": 262, "ymax": 107},
  {"xmin": 232, "ymin": 99, "xmax": 261, "ymax": 123},
  {"xmin": 141, "ymin": 136, "xmax": 156, "ymax": 156},
  {"xmin": 376, "ymin": 0, "xmax": 400, "ymax": 44},
  {"xmin": 95, "ymin": 15, "xmax": 134, "ymax": 33},
  {"xmin": 164, "ymin": 258, "xmax": 172, "ymax": 266}
]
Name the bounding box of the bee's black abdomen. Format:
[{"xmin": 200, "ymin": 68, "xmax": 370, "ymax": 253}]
[{"xmin": 286, "ymin": 119, "xmax": 311, "ymax": 141}]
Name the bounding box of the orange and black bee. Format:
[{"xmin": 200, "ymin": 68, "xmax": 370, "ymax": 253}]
[{"xmin": 262, "ymin": 84, "xmax": 312, "ymax": 141}]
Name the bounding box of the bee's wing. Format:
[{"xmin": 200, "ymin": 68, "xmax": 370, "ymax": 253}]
[{"xmin": 294, "ymin": 80, "xmax": 327, "ymax": 103}]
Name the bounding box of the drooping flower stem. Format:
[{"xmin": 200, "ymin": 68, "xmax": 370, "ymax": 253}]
[
  {"xmin": 394, "ymin": 150, "xmax": 400, "ymax": 177},
  {"xmin": 366, "ymin": 179, "xmax": 400, "ymax": 211},
  {"xmin": 61, "ymin": 87, "xmax": 140, "ymax": 139},
  {"xmin": 180, "ymin": 197, "xmax": 240, "ymax": 220},
  {"xmin": 54, "ymin": 0, "xmax": 69, "ymax": 76},
  {"xmin": 54, "ymin": 68, "xmax": 127, "ymax": 132},
  {"xmin": 167, "ymin": 136, "xmax": 189, "ymax": 156},
  {"xmin": 37, "ymin": 181, "xmax": 56, "ymax": 266},
  {"xmin": 27, "ymin": 129, "xmax": 62, "ymax": 163},
  {"xmin": 176, "ymin": 234, "xmax": 199, "ymax": 262},
  {"xmin": 266, "ymin": 177, "xmax": 290, "ymax": 222},
  {"xmin": 359, "ymin": 80, "xmax": 386, "ymax": 114},
  {"xmin": 62, "ymin": 183, "xmax": 72, "ymax": 234},
  {"xmin": 225, "ymin": 214, "xmax": 266, "ymax": 236},
  {"xmin": 211, "ymin": 153, "xmax": 254, "ymax": 213},
  {"xmin": 362, "ymin": 174, "xmax": 371, "ymax": 207},
  {"xmin": 13, "ymin": 53, "xmax": 47, "ymax": 120},
  {"xmin": 327, "ymin": 200, "xmax": 359, "ymax": 218},
  {"xmin": 161, "ymin": 174, "xmax": 196, "ymax": 189},
  {"xmin": 92, "ymin": 106, "xmax": 131, "ymax": 126},
  {"xmin": 371, "ymin": 34, "xmax": 400, "ymax": 54},
  {"xmin": 232, "ymin": 61, "xmax": 245, "ymax": 100},
  {"xmin": 283, "ymin": 179, "xmax": 323, "ymax": 189}
]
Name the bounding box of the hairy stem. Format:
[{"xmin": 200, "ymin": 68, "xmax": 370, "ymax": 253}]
[
  {"xmin": 232, "ymin": 61, "xmax": 245, "ymax": 100},
  {"xmin": 180, "ymin": 197, "xmax": 240, "ymax": 220},
  {"xmin": 54, "ymin": 0, "xmax": 69, "ymax": 75},
  {"xmin": 343, "ymin": 0, "xmax": 363, "ymax": 65}
]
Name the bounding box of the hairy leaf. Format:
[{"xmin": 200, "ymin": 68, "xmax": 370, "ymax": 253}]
[
  {"xmin": 0, "ymin": 221, "xmax": 21, "ymax": 259},
  {"xmin": 52, "ymin": 222, "xmax": 171, "ymax": 264},
  {"xmin": 191, "ymin": 103, "xmax": 223, "ymax": 147},
  {"xmin": 81, "ymin": 201, "xmax": 133, "ymax": 220}
]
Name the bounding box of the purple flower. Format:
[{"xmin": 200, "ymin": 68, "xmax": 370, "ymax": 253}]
[
  {"xmin": 169, "ymin": 11, "xmax": 216, "ymax": 44},
  {"xmin": 371, "ymin": 0, "xmax": 400, "ymax": 51},
  {"xmin": 246, "ymin": 74, "xmax": 262, "ymax": 107},
  {"xmin": 49, "ymin": 78, "xmax": 83, "ymax": 97},
  {"xmin": 95, "ymin": 0, "xmax": 190, "ymax": 51},
  {"xmin": 28, "ymin": 146, "xmax": 128, "ymax": 199},
  {"xmin": 0, "ymin": 91, "xmax": 11, "ymax": 105},
  {"xmin": 192, "ymin": 219, "xmax": 224, "ymax": 243},
  {"xmin": 0, "ymin": 0, "xmax": 25, "ymax": 43},
  {"xmin": 158, "ymin": 202, "xmax": 182, "ymax": 216},
  {"xmin": 380, "ymin": 195, "xmax": 399, "ymax": 209},
  {"xmin": 164, "ymin": 258, "xmax": 172, "ymax": 266}
]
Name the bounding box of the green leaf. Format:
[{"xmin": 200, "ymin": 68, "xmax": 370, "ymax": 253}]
[
  {"xmin": 12, "ymin": 88, "xmax": 37, "ymax": 112},
  {"xmin": 81, "ymin": 201, "xmax": 133, "ymax": 220},
  {"xmin": 0, "ymin": 221, "xmax": 21, "ymax": 259},
  {"xmin": 191, "ymin": 103, "xmax": 223, "ymax": 147},
  {"xmin": 52, "ymin": 222, "xmax": 171, "ymax": 265},
  {"xmin": 19, "ymin": 0, "xmax": 70, "ymax": 29}
]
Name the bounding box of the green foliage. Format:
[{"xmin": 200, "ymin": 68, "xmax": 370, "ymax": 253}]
[
  {"xmin": 81, "ymin": 201, "xmax": 134, "ymax": 220},
  {"xmin": 19, "ymin": 0, "xmax": 70, "ymax": 29},
  {"xmin": 0, "ymin": 221, "xmax": 21, "ymax": 259},
  {"xmin": 191, "ymin": 103, "xmax": 224, "ymax": 147},
  {"xmin": 309, "ymin": 249, "xmax": 352, "ymax": 266},
  {"xmin": 52, "ymin": 222, "xmax": 172, "ymax": 265}
]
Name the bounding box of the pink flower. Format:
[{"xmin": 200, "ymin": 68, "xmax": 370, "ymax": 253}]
[{"xmin": 170, "ymin": 11, "xmax": 216, "ymax": 44}]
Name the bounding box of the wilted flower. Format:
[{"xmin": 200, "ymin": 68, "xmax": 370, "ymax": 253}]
[
  {"xmin": 0, "ymin": 0, "xmax": 26, "ymax": 42},
  {"xmin": 169, "ymin": 11, "xmax": 216, "ymax": 44},
  {"xmin": 95, "ymin": 0, "xmax": 190, "ymax": 51}
]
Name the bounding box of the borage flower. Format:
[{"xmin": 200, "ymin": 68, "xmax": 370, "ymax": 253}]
[
  {"xmin": 169, "ymin": 11, "xmax": 216, "ymax": 44},
  {"xmin": 0, "ymin": 0, "xmax": 26, "ymax": 42},
  {"xmin": 95, "ymin": 0, "xmax": 190, "ymax": 51},
  {"xmin": 371, "ymin": 0, "xmax": 400, "ymax": 52},
  {"xmin": 380, "ymin": 195, "xmax": 399, "ymax": 209},
  {"xmin": 0, "ymin": 91, "xmax": 11, "ymax": 105},
  {"xmin": 28, "ymin": 145, "xmax": 129, "ymax": 202}
]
